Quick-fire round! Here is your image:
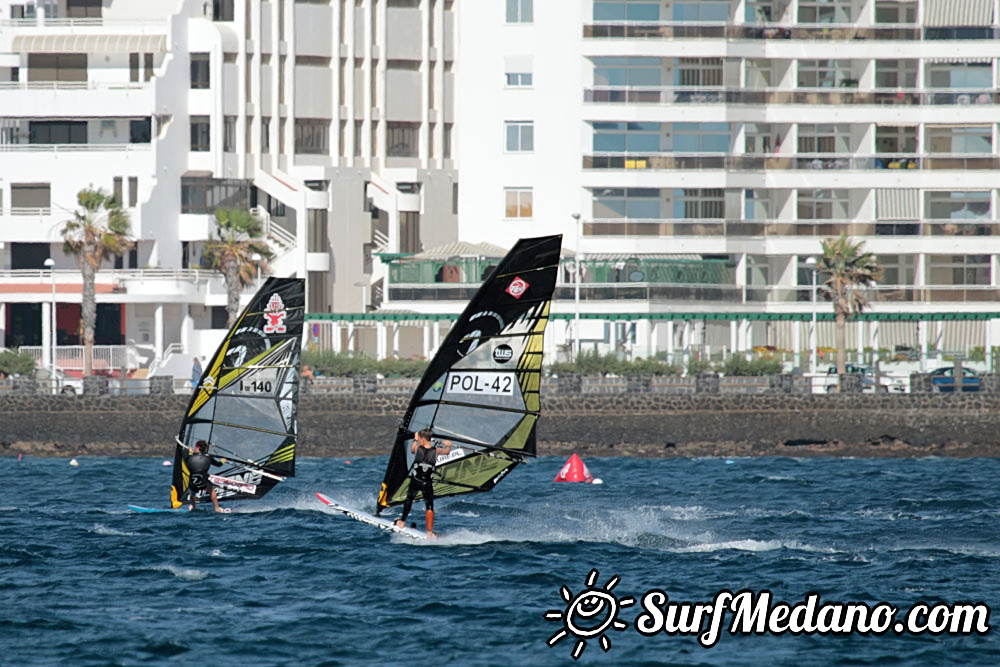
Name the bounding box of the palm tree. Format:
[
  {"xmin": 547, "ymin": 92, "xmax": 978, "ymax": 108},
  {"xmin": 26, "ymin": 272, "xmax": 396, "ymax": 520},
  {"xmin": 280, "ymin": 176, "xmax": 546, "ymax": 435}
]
[
  {"xmin": 61, "ymin": 187, "xmax": 133, "ymax": 377},
  {"xmin": 202, "ymin": 208, "xmax": 273, "ymax": 328},
  {"xmin": 817, "ymin": 232, "xmax": 882, "ymax": 377}
]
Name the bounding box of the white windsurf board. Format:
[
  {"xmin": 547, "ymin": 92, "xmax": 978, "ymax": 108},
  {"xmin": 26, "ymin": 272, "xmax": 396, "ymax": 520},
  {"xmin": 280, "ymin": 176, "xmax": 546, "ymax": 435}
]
[{"xmin": 315, "ymin": 492, "xmax": 428, "ymax": 540}]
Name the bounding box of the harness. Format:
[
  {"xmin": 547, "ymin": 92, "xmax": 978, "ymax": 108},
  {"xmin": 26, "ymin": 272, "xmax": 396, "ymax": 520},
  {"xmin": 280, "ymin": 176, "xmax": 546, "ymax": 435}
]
[{"xmin": 410, "ymin": 445, "xmax": 437, "ymax": 480}]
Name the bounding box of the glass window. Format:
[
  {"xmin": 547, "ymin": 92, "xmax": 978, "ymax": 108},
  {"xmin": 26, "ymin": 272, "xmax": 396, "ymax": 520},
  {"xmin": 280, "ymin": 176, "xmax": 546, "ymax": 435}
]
[
  {"xmin": 261, "ymin": 117, "xmax": 271, "ymax": 151},
  {"xmin": 190, "ymin": 116, "xmax": 210, "ymax": 152},
  {"xmin": 673, "ymin": 1, "xmax": 729, "ymax": 21},
  {"xmin": 798, "ymin": 60, "xmax": 852, "ymax": 88},
  {"xmin": 673, "ymin": 188, "xmax": 724, "ymax": 218},
  {"xmin": 676, "ymin": 58, "xmax": 723, "ymax": 86},
  {"xmin": 797, "ymin": 124, "xmax": 850, "ymax": 153},
  {"xmin": 875, "ymin": 60, "xmax": 918, "ymax": 88},
  {"xmin": 673, "ymin": 123, "xmax": 730, "ymax": 153},
  {"xmin": 190, "ymin": 53, "xmax": 210, "ymax": 89},
  {"xmin": 386, "ymin": 122, "xmax": 418, "ymax": 157},
  {"xmin": 797, "ymin": 189, "xmax": 849, "ymax": 219},
  {"xmin": 506, "ymin": 0, "xmax": 532, "ymax": 23},
  {"xmin": 593, "ymin": 57, "xmax": 661, "ymax": 87},
  {"xmin": 926, "ymin": 191, "xmax": 991, "ymax": 220},
  {"xmin": 505, "ymin": 71, "xmax": 532, "ymax": 87},
  {"xmin": 505, "ymin": 121, "xmax": 534, "ymax": 152},
  {"xmin": 593, "ymin": 122, "xmax": 661, "ymax": 153},
  {"xmin": 926, "ymin": 63, "xmax": 992, "ymax": 89},
  {"xmin": 594, "ymin": 1, "xmax": 659, "ymax": 21},
  {"xmin": 295, "ymin": 119, "xmax": 330, "ymax": 155},
  {"xmin": 926, "ymin": 126, "xmax": 992, "ymax": 154},
  {"xmin": 224, "ymin": 116, "xmax": 236, "ymax": 153},
  {"xmin": 592, "ymin": 187, "xmax": 660, "ymax": 219},
  {"xmin": 928, "ymin": 255, "xmax": 990, "ymax": 286},
  {"xmin": 799, "ymin": 0, "xmax": 852, "ymax": 23},
  {"xmin": 504, "ymin": 188, "xmax": 533, "ymax": 218}
]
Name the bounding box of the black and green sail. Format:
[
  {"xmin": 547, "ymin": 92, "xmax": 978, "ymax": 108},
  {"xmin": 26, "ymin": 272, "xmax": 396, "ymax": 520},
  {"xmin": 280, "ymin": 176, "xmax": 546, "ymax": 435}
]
[
  {"xmin": 171, "ymin": 277, "xmax": 304, "ymax": 508},
  {"xmin": 377, "ymin": 235, "xmax": 563, "ymax": 513}
]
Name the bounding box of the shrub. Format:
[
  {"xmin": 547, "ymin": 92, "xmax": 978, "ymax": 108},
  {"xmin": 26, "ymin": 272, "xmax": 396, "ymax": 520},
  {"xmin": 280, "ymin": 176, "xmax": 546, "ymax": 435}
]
[
  {"xmin": 717, "ymin": 355, "xmax": 783, "ymax": 376},
  {"xmin": 302, "ymin": 351, "xmax": 428, "ymax": 377},
  {"xmin": 0, "ymin": 349, "xmax": 37, "ymax": 377},
  {"xmin": 548, "ymin": 351, "xmax": 679, "ymax": 376}
]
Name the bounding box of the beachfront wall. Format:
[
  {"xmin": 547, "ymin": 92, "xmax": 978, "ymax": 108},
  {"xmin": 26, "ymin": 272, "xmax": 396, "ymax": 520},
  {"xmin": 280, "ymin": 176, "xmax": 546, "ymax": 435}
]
[
  {"xmin": 4, "ymin": 390, "xmax": 1000, "ymax": 458},
  {"xmin": 303, "ymin": 313, "xmax": 1000, "ymax": 374}
]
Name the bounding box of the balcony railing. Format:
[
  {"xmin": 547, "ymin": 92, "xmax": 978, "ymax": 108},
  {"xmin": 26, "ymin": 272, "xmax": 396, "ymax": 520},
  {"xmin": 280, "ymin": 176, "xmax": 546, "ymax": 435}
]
[
  {"xmin": 583, "ymin": 21, "xmax": 994, "ymax": 41},
  {"xmin": 583, "ymin": 152, "xmax": 1000, "ymax": 171},
  {"xmin": 584, "ymin": 87, "xmax": 1000, "ymax": 107},
  {"xmin": 0, "ymin": 81, "xmax": 146, "ymax": 91},
  {"xmin": 758, "ymin": 285, "xmax": 1000, "ymax": 304},
  {"xmin": 0, "ymin": 143, "xmax": 151, "ymax": 153},
  {"xmin": 582, "ymin": 219, "xmax": 999, "ymax": 238}
]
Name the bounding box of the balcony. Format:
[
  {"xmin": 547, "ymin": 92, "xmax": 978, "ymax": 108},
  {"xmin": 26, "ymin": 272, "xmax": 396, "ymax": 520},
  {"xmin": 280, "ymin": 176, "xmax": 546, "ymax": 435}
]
[
  {"xmin": 582, "ymin": 219, "xmax": 1000, "ymax": 238},
  {"xmin": 0, "ymin": 81, "xmax": 153, "ymax": 118},
  {"xmin": 756, "ymin": 285, "xmax": 1000, "ymax": 304},
  {"xmin": 584, "ymin": 87, "xmax": 1000, "ymax": 107},
  {"xmin": 582, "ymin": 21, "xmax": 992, "ymax": 42},
  {"xmin": 583, "ymin": 152, "xmax": 1000, "ymax": 172}
]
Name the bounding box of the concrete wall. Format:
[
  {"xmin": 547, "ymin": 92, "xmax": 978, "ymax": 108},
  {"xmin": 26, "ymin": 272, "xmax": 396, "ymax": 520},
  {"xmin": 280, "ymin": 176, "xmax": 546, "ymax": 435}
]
[{"xmin": 3, "ymin": 392, "xmax": 1000, "ymax": 458}]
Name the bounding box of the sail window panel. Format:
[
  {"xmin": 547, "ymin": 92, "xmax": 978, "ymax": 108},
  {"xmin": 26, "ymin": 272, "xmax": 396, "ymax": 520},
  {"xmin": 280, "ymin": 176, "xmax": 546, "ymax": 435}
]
[
  {"xmin": 452, "ymin": 333, "xmax": 534, "ymax": 371},
  {"xmin": 198, "ymin": 421, "xmax": 289, "ymax": 467},
  {"xmin": 433, "ymin": 456, "xmax": 517, "ymax": 495},
  {"xmin": 433, "ymin": 404, "xmax": 525, "ymax": 448}
]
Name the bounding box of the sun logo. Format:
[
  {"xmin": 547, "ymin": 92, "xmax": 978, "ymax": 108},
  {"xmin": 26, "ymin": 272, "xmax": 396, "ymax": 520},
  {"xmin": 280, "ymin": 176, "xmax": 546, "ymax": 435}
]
[{"xmin": 544, "ymin": 569, "xmax": 634, "ymax": 660}]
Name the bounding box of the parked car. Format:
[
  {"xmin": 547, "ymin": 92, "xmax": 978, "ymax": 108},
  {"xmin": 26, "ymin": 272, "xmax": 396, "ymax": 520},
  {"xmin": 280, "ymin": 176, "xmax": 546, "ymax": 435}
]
[
  {"xmin": 825, "ymin": 364, "xmax": 906, "ymax": 393},
  {"xmin": 929, "ymin": 366, "xmax": 981, "ymax": 393}
]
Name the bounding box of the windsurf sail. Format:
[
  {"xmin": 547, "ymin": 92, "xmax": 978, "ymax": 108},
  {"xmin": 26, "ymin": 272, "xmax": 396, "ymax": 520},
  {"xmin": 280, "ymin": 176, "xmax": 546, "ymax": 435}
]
[
  {"xmin": 170, "ymin": 277, "xmax": 305, "ymax": 508},
  {"xmin": 376, "ymin": 234, "xmax": 563, "ymax": 513}
]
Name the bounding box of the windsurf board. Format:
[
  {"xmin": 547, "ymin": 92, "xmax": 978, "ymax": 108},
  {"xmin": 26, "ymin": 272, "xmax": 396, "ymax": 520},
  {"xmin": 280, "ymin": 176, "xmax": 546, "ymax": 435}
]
[{"xmin": 315, "ymin": 492, "xmax": 428, "ymax": 540}]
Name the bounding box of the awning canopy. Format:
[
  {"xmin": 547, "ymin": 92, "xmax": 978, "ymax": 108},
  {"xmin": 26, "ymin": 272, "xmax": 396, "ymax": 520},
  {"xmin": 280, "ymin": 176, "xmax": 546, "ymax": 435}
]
[
  {"xmin": 12, "ymin": 33, "xmax": 166, "ymax": 54},
  {"xmin": 924, "ymin": 0, "xmax": 993, "ymax": 27},
  {"xmin": 877, "ymin": 189, "xmax": 919, "ymax": 220}
]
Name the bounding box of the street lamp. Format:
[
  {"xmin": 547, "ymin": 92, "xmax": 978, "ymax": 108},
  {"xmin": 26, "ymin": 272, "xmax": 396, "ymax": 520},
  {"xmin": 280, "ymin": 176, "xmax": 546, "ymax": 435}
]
[
  {"xmin": 805, "ymin": 256, "xmax": 818, "ymax": 374},
  {"xmin": 43, "ymin": 258, "xmax": 56, "ymax": 388},
  {"xmin": 572, "ymin": 212, "xmax": 581, "ymax": 361},
  {"xmin": 251, "ymin": 252, "xmax": 262, "ymax": 289}
]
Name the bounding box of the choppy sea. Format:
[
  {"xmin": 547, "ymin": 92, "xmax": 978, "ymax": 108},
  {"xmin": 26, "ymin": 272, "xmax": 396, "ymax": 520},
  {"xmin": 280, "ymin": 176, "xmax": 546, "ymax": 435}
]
[{"xmin": 2, "ymin": 455, "xmax": 998, "ymax": 665}]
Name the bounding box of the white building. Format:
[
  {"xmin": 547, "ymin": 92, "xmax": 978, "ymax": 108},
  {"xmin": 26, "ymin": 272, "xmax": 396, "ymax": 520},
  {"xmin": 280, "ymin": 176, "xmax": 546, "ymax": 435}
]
[
  {"xmin": 0, "ymin": 0, "xmax": 456, "ymax": 377},
  {"xmin": 438, "ymin": 0, "xmax": 1000, "ymax": 368}
]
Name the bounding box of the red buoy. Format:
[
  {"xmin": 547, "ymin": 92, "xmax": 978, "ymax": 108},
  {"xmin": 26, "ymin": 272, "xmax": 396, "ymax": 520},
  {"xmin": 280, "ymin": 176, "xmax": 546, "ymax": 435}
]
[{"xmin": 554, "ymin": 453, "xmax": 594, "ymax": 483}]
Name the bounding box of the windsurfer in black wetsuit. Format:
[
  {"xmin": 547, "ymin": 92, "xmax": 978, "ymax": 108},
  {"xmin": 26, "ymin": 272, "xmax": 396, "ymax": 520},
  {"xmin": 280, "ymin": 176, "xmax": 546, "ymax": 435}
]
[
  {"xmin": 395, "ymin": 428, "xmax": 451, "ymax": 537},
  {"xmin": 186, "ymin": 440, "xmax": 230, "ymax": 513}
]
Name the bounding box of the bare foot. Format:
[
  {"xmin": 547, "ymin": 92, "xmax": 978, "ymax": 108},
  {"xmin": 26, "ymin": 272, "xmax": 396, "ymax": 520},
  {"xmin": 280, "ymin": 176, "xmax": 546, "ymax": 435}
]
[
  {"xmin": 426, "ymin": 531, "xmax": 437, "ymax": 539},
  {"xmin": 394, "ymin": 519, "xmax": 405, "ymax": 529},
  {"xmin": 216, "ymin": 507, "xmax": 231, "ymax": 513}
]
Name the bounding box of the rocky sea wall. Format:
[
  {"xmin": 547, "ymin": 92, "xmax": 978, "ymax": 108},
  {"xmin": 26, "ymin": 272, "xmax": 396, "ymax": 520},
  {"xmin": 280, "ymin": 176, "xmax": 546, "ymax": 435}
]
[{"xmin": 2, "ymin": 391, "xmax": 998, "ymax": 459}]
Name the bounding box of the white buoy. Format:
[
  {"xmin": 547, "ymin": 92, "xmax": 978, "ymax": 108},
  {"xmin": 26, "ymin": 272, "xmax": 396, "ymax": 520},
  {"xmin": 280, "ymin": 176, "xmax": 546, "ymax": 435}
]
[
  {"xmin": 162, "ymin": 460, "xmax": 172, "ymax": 466},
  {"xmin": 592, "ymin": 478, "xmax": 603, "ymax": 485},
  {"xmin": 69, "ymin": 458, "xmax": 79, "ymax": 467}
]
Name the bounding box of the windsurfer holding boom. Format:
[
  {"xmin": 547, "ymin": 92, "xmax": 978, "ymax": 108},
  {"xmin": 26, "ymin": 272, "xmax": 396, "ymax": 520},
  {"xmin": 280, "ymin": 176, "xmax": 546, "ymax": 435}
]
[
  {"xmin": 395, "ymin": 428, "xmax": 451, "ymax": 537},
  {"xmin": 186, "ymin": 440, "xmax": 231, "ymax": 513}
]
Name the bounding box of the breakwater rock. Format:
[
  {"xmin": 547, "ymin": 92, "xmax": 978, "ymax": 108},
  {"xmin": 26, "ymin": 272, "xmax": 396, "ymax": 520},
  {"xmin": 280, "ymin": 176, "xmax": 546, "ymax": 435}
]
[{"xmin": 1, "ymin": 393, "xmax": 998, "ymax": 458}]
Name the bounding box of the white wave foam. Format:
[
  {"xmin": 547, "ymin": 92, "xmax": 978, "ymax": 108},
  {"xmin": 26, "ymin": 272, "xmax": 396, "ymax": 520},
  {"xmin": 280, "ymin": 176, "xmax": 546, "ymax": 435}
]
[
  {"xmin": 92, "ymin": 523, "xmax": 138, "ymax": 537},
  {"xmin": 151, "ymin": 565, "xmax": 210, "ymax": 581}
]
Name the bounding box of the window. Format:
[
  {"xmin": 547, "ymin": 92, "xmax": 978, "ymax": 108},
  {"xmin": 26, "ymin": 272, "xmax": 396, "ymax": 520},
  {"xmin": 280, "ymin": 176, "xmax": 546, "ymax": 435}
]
[
  {"xmin": 875, "ymin": 126, "xmax": 917, "ymax": 153},
  {"xmin": 386, "ymin": 122, "xmax": 419, "ymax": 157},
  {"xmin": 673, "ymin": 1, "xmax": 729, "ymax": 21},
  {"xmin": 798, "ymin": 0, "xmax": 851, "ymax": 23},
  {"xmin": 295, "ymin": 119, "xmax": 329, "ymax": 154},
  {"xmin": 144, "ymin": 53, "xmax": 154, "ymax": 81},
  {"xmin": 129, "ymin": 53, "xmax": 140, "ymax": 83},
  {"xmin": 505, "ymin": 121, "xmax": 534, "ymax": 152},
  {"xmin": 797, "ymin": 124, "xmax": 850, "ymax": 153},
  {"xmin": 128, "ymin": 177, "xmax": 138, "ymax": 207},
  {"xmin": 181, "ymin": 176, "xmax": 249, "ymax": 214},
  {"xmin": 926, "ymin": 63, "xmax": 992, "ymax": 89},
  {"xmin": 876, "ymin": 255, "xmax": 916, "ymax": 286},
  {"xmin": 113, "ymin": 177, "xmax": 123, "ymax": 203},
  {"xmin": 927, "ymin": 126, "xmax": 992, "ymax": 154},
  {"xmin": 926, "ymin": 191, "xmax": 991, "ymax": 220},
  {"xmin": 307, "ymin": 209, "xmax": 329, "ymax": 253},
  {"xmin": 505, "ymin": 57, "xmax": 533, "ymax": 87},
  {"xmin": 262, "ymin": 117, "xmax": 271, "ymax": 151},
  {"xmin": 504, "ymin": 188, "xmax": 533, "ymax": 218},
  {"xmin": 190, "ymin": 53, "xmax": 210, "ymax": 89},
  {"xmin": 11, "ymin": 183, "xmax": 51, "ymax": 212},
  {"xmin": 797, "ymin": 189, "xmax": 849, "ymax": 219},
  {"xmin": 798, "ymin": 60, "xmax": 851, "ymax": 88},
  {"xmin": 594, "ymin": 1, "xmax": 659, "ymax": 21},
  {"xmin": 506, "ymin": 0, "xmax": 532, "ymax": 23},
  {"xmin": 744, "ymin": 189, "xmax": 775, "ymax": 220},
  {"xmin": 444, "ymin": 123, "xmax": 453, "ymax": 158},
  {"xmin": 190, "ymin": 116, "xmax": 210, "ymax": 151},
  {"xmin": 673, "ymin": 123, "xmax": 729, "ymax": 153},
  {"xmin": 674, "ymin": 188, "xmax": 724, "ymax": 218},
  {"xmin": 130, "ymin": 118, "xmax": 151, "ymax": 143},
  {"xmin": 399, "ymin": 212, "xmax": 421, "ymax": 253},
  {"xmin": 592, "ymin": 187, "xmax": 660, "ymax": 219},
  {"xmin": 505, "ymin": 71, "xmax": 533, "ymax": 86},
  {"xmin": 593, "ymin": 57, "xmax": 661, "ymax": 86},
  {"xmin": 593, "ymin": 122, "xmax": 661, "ymax": 152},
  {"xmin": 28, "ymin": 121, "xmax": 86, "ymax": 144},
  {"xmin": 27, "ymin": 53, "xmax": 86, "ymax": 82},
  {"xmin": 744, "ymin": 123, "xmax": 774, "ymax": 154},
  {"xmin": 224, "ymin": 116, "xmax": 236, "ymax": 152},
  {"xmin": 928, "ymin": 255, "xmax": 990, "ymax": 286},
  {"xmin": 676, "ymin": 58, "xmax": 723, "ymax": 86},
  {"xmin": 67, "ymin": 0, "xmax": 102, "ymax": 17},
  {"xmin": 875, "ymin": 1, "xmax": 916, "ymax": 24},
  {"xmin": 875, "ymin": 60, "xmax": 917, "ymax": 88},
  {"xmin": 213, "ymin": 0, "xmax": 235, "ymax": 21}
]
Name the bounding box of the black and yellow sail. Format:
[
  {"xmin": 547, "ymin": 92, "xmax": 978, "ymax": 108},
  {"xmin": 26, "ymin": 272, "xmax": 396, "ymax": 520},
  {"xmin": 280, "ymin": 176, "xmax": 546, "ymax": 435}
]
[
  {"xmin": 170, "ymin": 277, "xmax": 304, "ymax": 508},
  {"xmin": 377, "ymin": 235, "xmax": 562, "ymax": 512}
]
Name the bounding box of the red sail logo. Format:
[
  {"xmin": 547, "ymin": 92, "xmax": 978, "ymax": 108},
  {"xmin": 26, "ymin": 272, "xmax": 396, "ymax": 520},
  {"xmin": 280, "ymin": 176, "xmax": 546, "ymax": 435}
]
[
  {"xmin": 506, "ymin": 276, "xmax": 529, "ymax": 299},
  {"xmin": 263, "ymin": 293, "xmax": 288, "ymax": 334}
]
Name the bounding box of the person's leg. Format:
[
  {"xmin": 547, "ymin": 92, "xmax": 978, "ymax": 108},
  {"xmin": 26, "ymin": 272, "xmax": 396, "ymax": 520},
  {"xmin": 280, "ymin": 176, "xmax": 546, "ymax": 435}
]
[
  {"xmin": 209, "ymin": 487, "xmax": 229, "ymax": 513},
  {"xmin": 395, "ymin": 483, "xmax": 417, "ymax": 527},
  {"xmin": 424, "ymin": 483, "xmax": 436, "ymax": 536}
]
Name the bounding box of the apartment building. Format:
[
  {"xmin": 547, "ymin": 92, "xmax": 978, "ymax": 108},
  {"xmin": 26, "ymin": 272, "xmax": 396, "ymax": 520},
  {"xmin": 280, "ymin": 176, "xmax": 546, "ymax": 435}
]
[
  {"xmin": 0, "ymin": 0, "xmax": 456, "ymax": 373},
  {"xmin": 399, "ymin": 0, "xmax": 1000, "ymax": 366}
]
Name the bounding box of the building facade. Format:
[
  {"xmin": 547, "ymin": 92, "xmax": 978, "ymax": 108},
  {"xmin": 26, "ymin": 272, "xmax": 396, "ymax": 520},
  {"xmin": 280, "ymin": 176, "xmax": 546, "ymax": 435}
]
[{"xmin": 0, "ymin": 0, "xmax": 456, "ymax": 375}]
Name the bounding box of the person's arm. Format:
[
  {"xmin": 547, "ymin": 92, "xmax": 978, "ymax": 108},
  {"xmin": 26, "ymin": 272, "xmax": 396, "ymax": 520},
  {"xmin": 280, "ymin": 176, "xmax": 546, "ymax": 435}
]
[
  {"xmin": 438, "ymin": 439, "xmax": 452, "ymax": 454},
  {"xmin": 410, "ymin": 440, "xmax": 419, "ymax": 454}
]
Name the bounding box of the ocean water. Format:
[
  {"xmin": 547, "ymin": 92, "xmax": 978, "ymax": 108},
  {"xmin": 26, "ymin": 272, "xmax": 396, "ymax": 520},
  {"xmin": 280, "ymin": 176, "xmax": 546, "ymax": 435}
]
[{"xmin": 2, "ymin": 455, "xmax": 998, "ymax": 665}]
